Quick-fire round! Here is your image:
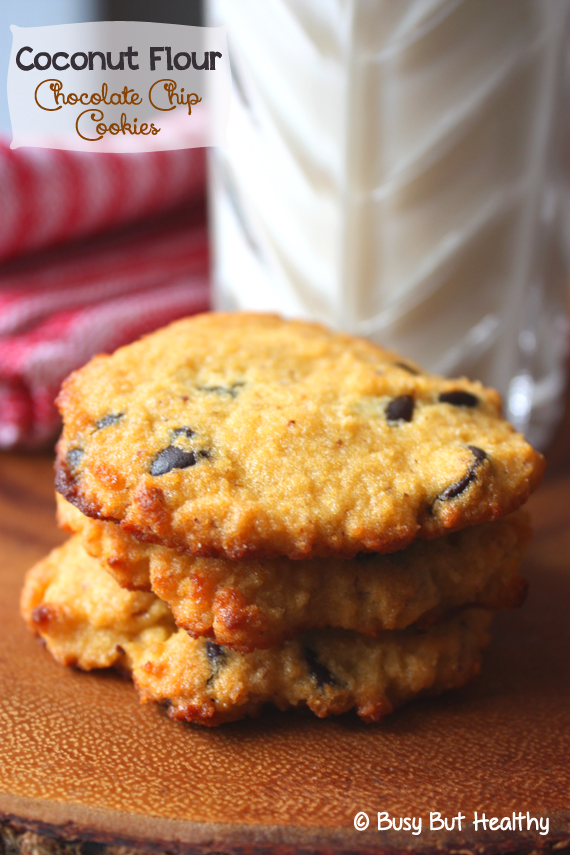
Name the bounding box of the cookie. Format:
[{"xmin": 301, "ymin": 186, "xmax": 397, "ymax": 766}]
[
  {"xmin": 55, "ymin": 313, "xmax": 544, "ymax": 560},
  {"xmin": 21, "ymin": 537, "xmax": 491, "ymax": 725},
  {"xmin": 58, "ymin": 495, "xmax": 529, "ymax": 652},
  {"xmin": 20, "ymin": 535, "xmax": 173, "ymax": 670}
]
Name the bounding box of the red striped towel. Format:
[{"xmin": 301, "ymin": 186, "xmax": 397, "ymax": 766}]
[
  {"xmin": 0, "ymin": 138, "xmax": 206, "ymax": 263},
  {"xmin": 0, "ymin": 139, "xmax": 209, "ymax": 450}
]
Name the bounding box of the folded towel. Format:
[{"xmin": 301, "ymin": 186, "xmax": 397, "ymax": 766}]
[
  {"xmin": 0, "ymin": 138, "xmax": 206, "ymax": 263},
  {"xmin": 0, "ymin": 204, "xmax": 209, "ymax": 450}
]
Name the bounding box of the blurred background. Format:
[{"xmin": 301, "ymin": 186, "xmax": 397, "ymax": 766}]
[{"xmin": 1, "ymin": 0, "xmax": 569, "ymax": 453}]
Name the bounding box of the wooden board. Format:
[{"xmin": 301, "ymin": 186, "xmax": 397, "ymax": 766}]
[{"xmin": 0, "ymin": 426, "xmax": 569, "ymax": 855}]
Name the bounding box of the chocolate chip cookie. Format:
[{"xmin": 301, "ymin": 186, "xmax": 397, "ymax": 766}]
[
  {"xmin": 58, "ymin": 495, "xmax": 529, "ymax": 652},
  {"xmin": 21, "ymin": 537, "xmax": 491, "ymax": 726},
  {"xmin": 55, "ymin": 313, "xmax": 544, "ymax": 560}
]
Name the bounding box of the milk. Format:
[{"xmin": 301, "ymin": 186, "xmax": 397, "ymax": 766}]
[{"xmin": 208, "ymin": 0, "xmax": 570, "ymax": 447}]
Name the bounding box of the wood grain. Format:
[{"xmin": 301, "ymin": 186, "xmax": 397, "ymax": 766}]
[{"xmin": 0, "ymin": 410, "xmax": 569, "ymax": 855}]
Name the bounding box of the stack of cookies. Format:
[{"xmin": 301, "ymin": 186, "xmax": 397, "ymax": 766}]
[{"xmin": 21, "ymin": 314, "xmax": 544, "ymax": 726}]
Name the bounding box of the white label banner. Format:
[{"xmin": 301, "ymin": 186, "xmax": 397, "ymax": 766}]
[{"xmin": 8, "ymin": 21, "xmax": 230, "ymax": 151}]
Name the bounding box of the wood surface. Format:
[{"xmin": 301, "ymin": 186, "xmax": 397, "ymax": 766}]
[{"xmin": 0, "ymin": 404, "xmax": 569, "ymax": 855}]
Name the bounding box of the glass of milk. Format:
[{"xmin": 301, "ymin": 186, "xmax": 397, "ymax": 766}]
[{"xmin": 208, "ymin": 0, "xmax": 570, "ymax": 448}]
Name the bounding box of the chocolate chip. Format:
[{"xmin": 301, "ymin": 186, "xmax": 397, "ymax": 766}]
[
  {"xmin": 467, "ymin": 444, "xmax": 487, "ymax": 462},
  {"xmin": 198, "ymin": 449, "xmax": 211, "ymax": 459},
  {"xmin": 150, "ymin": 446, "xmax": 196, "ymax": 476},
  {"xmin": 67, "ymin": 448, "xmax": 84, "ymax": 471},
  {"xmin": 199, "ymin": 382, "xmax": 244, "ymax": 398},
  {"xmin": 439, "ymin": 390, "xmax": 479, "ymax": 407},
  {"xmin": 206, "ymin": 640, "xmax": 226, "ymax": 668},
  {"xmin": 206, "ymin": 640, "xmax": 226, "ymax": 686},
  {"xmin": 437, "ymin": 445, "xmax": 488, "ymax": 501},
  {"xmin": 31, "ymin": 604, "xmax": 57, "ymax": 628},
  {"xmin": 304, "ymin": 646, "xmax": 336, "ymax": 688},
  {"xmin": 95, "ymin": 413, "xmax": 124, "ymax": 429},
  {"xmin": 386, "ymin": 395, "xmax": 414, "ymax": 422},
  {"xmin": 438, "ymin": 477, "xmax": 471, "ymax": 502},
  {"xmin": 172, "ymin": 427, "xmax": 195, "ymax": 438},
  {"xmin": 394, "ymin": 361, "xmax": 419, "ymax": 375}
]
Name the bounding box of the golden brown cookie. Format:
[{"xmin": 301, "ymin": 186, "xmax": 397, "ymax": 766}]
[
  {"xmin": 20, "ymin": 535, "xmax": 173, "ymax": 670},
  {"xmin": 58, "ymin": 495, "xmax": 529, "ymax": 652},
  {"xmin": 21, "ymin": 537, "xmax": 491, "ymax": 726},
  {"xmin": 55, "ymin": 313, "xmax": 544, "ymax": 560}
]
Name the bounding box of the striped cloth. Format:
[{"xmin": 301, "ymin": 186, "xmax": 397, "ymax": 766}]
[
  {"xmin": 0, "ymin": 140, "xmax": 206, "ymax": 263},
  {"xmin": 0, "ymin": 139, "xmax": 209, "ymax": 450}
]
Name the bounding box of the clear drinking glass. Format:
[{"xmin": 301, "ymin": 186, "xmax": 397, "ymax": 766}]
[{"xmin": 208, "ymin": 0, "xmax": 570, "ymax": 448}]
